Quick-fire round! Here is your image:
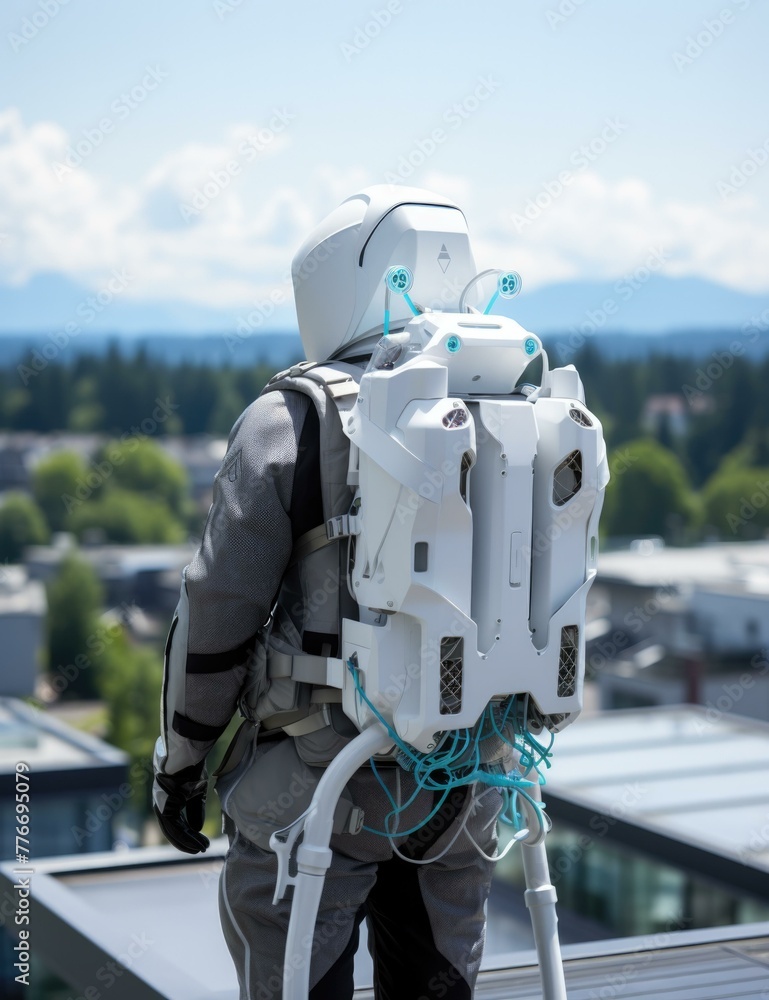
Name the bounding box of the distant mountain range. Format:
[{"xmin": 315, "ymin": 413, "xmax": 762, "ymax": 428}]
[
  {"xmin": 0, "ymin": 273, "xmax": 280, "ymax": 337},
  {"xmin": 1, "ymin": 272, "xmax": 767, "ymax": 367},
  {"xmin": 0, "ymin": 330, "xmax": 306, "ymax": 370},
  {"xmin": 510, "ymin": 274, "xmax": 769, "ymax": 338}
]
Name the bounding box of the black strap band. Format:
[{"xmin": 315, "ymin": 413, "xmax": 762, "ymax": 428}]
[
  {"xmin": 185, "ymin": 634, "xmax": 257, "ymax": 674},
  {"xmin": 172, "ymin": 711, "xmax": 227, "ymax": 742}
]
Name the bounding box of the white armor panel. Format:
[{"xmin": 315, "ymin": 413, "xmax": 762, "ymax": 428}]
[{"xmin": 335, "ymin": 313, "xmax": 609, "ymax": 752}]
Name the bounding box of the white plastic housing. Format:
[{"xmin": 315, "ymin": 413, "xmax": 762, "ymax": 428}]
[
  {"xmin": 340, "ymin": 314, "xmax": 608, "ymax": 752},
  {"xmin": 291, "ymin": 186, "xmax": 477, "ymax": 362}
]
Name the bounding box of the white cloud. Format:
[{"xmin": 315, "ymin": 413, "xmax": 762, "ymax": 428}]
[
  {"xmin": 1, "ymin": 108, "xmax": 769, "ymax": 314},
  {"xmin": 0, "ymin": 107, "xmax": 137, "ymax": 285},
  {"xmin": 0, "ymin": 108, "xmax": 315, "ymax": 308},
  {"xmin": 492, "ymin": 170, "xmax": 769, "ymax": 292}
]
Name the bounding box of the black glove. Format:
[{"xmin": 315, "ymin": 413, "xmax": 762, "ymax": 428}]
[{"xmin": 153, "ymin": 762, "xmax": 210, "ymax": 854}]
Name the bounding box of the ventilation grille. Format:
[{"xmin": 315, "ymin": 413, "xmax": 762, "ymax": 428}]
[
  {"xmin": 439, "ymin": 636, "xmax": 463, "ymax": 715},
  {"xmin": 553, "ymin": 450, "xmax": 582, "ymax": 506},
  {"xmin": 569, "ymin": 407, "xmax": 593, "ymax": 427},
  {"xmin": 557, "ymin": 625, "xmax": 579, "ymax": 697}
]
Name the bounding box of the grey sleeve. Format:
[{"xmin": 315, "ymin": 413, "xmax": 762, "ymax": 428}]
[{"xmin": 155, "ymin": 389, "xmax": 311, "ymax": 776}]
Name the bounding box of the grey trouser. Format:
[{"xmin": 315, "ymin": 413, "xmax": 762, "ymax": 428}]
[{"xmin": 216, "ymin": 730, "xmax": 501, "ymax": 999}]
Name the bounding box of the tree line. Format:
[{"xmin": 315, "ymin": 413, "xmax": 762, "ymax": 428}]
[
  {"xmin": 2, "ymin": 342, "xmax": 279, "ymax": 437},
  {"xmin": 2, "ymin": 339, "xmax": 769, "ymax": 543},
  {"xmin": 570, "ymin": 342, "xmax": 769, "ymax": 542}
]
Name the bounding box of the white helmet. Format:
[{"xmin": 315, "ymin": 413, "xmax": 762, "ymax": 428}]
[{"xmin": 292, "ymin": 185, "xmax": 477, "ymax": 361}]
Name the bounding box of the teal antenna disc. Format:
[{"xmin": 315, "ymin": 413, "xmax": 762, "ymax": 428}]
[
  {"xmin": 385, "ymin": 265, "xmax": 413, "ymax": 294},
  {"xmin": 499, "ymin": 271, "xmax": 522, "ymax": 298}
]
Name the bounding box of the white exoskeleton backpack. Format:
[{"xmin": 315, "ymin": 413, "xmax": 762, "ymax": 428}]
[
  {"xmin": 249, "ymin": 267, "xmax": 607, "ymax": 764},
  {"xmin": 249, "ymin": 186, "xmax": 608, "ymax": 999},
  {"xmin": 337, "ymin": 296, "xmax": 608, "ymax": 753},
  {"xmin": 264, "ymin": 280, "xmax": 607, "ymax": 753}
]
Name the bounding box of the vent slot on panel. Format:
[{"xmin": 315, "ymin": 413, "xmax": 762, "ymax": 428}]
[
  {"xmin": 459, "ymin": 451, "xmax": 473, "ymax": 505},
  {"xmin": 569, "ymin": 407, "xmax": 593, "ymax": 427},
  {"xmin": 553, "ymin": 450, "xmax": 582, "ymax": 506},
  {"xmin": 414, "ymin": 542, "xmax": 428, "ymax": 573},
  {"xmin": 439, "ymin": 636, "xmax": 463, "ymax": 715},
  {"xmin": 557, "ymin": 625, "xmax": 579, "ymax": 697}
]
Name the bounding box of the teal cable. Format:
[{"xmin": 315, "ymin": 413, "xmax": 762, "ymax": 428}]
[{"xmin": 347, "ymin": 659, "xmax": 549, "ymax": 839}]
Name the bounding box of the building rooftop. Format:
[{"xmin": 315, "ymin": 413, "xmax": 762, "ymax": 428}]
[
  {"xmin": 4, "ymin": 845, "xmax": 767, "ymax": 999},
  {"xmin": 4, "ymin": 707, "xmax": 769, "ymax": 997},
  {"xmin": 545, "ymin": 705, "xmax": 769, "ymax": 894},
  {"xmin": 598, "ymin": 540, "xmax": 769, "ymax": 593},
  {"xmin": 451, "ymin": 925, "xmax": 769, "ymax": 1000},
  {"xmin": 0, "ymin": 698, "xmax": 127, "ymax": 786},
  {"xmin": 0, "ymin": 565, "xmax": 46, "ymax": 616},
  {"xmin": 25, "ymin": 540, "xmax": 195, "ymax": 578}
]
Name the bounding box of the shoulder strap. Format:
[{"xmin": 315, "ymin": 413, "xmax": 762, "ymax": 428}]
[
  {"xmin": 300, "ymin": 362, "xmax": 361, "ymax": 402},
  {"xmin": 265, "ymin": 360, "xmax": 360, "ymax": 401},
  {"xmin": 261, "ymin": 360, "xmax": 363, "ymax": 524}
]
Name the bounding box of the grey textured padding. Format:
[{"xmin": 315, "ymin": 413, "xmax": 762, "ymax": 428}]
[
  {"xmin": 185, "ymin": 668, "xmax": 248, "ymax": 729},
  {"xmin": 246, "ymin": 363, "xmax": 363, "ymax": 753},
  {"xmin": 185, "ymin": 390, "xmax": 309, "ymax": 654},
  {"xmin": 158, "ymin": 390, "xmax": 309, "ymax": 776},
  {"xmin": 187, "ymin": 737, "xmax": 218, "ymax": 754},
  {"xmin": 219, "ymin": 732, "xmax": 360, "ymax": 851}
]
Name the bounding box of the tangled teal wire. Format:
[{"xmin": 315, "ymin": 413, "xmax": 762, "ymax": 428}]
[{"xmin": 347, "ymin": 658, "xmax": 554, "ymax": 840}]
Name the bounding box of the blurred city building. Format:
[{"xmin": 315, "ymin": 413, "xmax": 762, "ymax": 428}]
[
  {"xmin": 0, "ymin": 697, "xmax": 130, "ymax": 994},
  {"xmin": 160, "ymin": 436, "xmax": 227, "ymax": 506},
  {"xmin": 588, "ymin": 540, "xmax": 769, "ymax": 719},
  {"xmin": 640, "ymin": 392, "xmax": 715, "ymax": 440},
  {"xmin": 530, "ymin": 706, "xmax": 769, "ymax": 932},
  {"xmin": 0, "ymin": 431, "xmax": 225, "ymax": 508},
  {"xmin": 25, "ymin": 537, "xmax": 195, "ymax": 620},
  {"xmin": 0, "ymin": 433, "xmax": 104, "ymax": 497},
  {"xmin": 0, "ymin": 566, "xmax": 46, "ymax": 699}
]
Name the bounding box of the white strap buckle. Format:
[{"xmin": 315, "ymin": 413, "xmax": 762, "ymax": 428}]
[
  {"xmin": 326, "ymin": 513, "xmax": 360, "ymax": 540},
  {"xmin": 270, "ymin": 809, "xmax": 311, "ymax": 903}
]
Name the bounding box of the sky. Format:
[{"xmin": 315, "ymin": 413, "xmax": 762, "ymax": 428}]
[{"xmin": 0, "ymin": 0, "xmax": 768, "ymax": 329}]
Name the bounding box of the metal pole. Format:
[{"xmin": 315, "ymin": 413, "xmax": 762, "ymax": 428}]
[
  {"xmin": 520, "ymin": 779, "xmax": 568, "ymax": 1000},
  {"xmin": 280, "ymin": 724, "xmax": 393, "ymax": 999}
]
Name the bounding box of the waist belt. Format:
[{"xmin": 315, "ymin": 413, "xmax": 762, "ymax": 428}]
[
  {"xmin": 266, "ymin": 649, "xmax": 346, "ymax": 688},
  {"xmin": 266, "ymin": 649, "xmax": 327, "ymax": 684},
  {"xmin": 261, "ymin": 698, "xmax": 342, "ymax": 736},
  {"xmin": 256, "ymin": 650, "xmax": 397, "ymax": 764}
]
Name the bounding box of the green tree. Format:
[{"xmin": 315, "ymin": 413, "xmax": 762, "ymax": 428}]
[
  {"xmin": 92, "ymin": 439, "xmax": 189, "ymax": 518},
  {"xmin": 602, "ymin": 438, "xmax": 700, "ymax": 542},
  {"xmin": 717, "ymin": 428, "xmax": 769, "ymax": 473},
  {"xmin": 703, "ymin": 465, "xmax": 769, "ymax": 540},
  {"xmin": 0, "ymin": 385, "xmax": 31, "ymax": 428},
  {"xmin": 46, "ymin": 555, "xmax": 104, "ymax": 699},
  {"xmin": 0, "ymin": 493, "xmax": 50, "ymax": 562},
  {"xmin": 654, "ymin": 411, "xmax": 675, "ymax": 453},
  {"xmin": 67, "ymin": 375, "xmax": 106, "ymax": 432},
  {"xmin": 32, "ymin": 451, "xmax": 88, "ymax": 532},
  {"xmin": 98, "ymin": 630, "xmax": 163, "ymax": 813},
  {"xmin": 207, "ymin": 387, "xmax": 246, "ymax": 435},
  {"xmin": 67, "ymin": 488, "xmax": 186, "ymax": 544},
  {"xmin": 96, "ymin": 629, "xmax": 234, "ymax": 830}
]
